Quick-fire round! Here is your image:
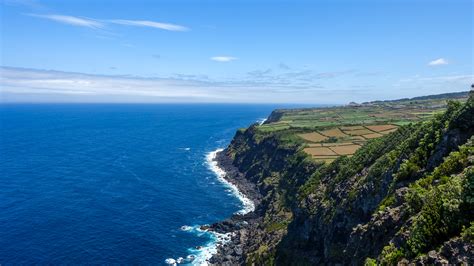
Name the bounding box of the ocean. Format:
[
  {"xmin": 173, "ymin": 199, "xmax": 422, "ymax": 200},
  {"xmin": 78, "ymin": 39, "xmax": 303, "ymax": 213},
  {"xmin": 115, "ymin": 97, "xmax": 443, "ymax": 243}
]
[{"xmin": 0, "ymin": 104, "xmax": 277, "ymax": 264}]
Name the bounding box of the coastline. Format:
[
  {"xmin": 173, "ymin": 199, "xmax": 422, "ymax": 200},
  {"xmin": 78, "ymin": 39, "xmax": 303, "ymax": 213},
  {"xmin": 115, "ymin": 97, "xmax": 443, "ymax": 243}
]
[
  {"xmin": 206, "ymin": 149, "xmax": 262, "ymax": 265},
  {"xmin": 205, "ymin": 149, "xmax": 256, "ymax": 215},
  {"xmin": 167, "ymin": 148, "xmax": 261, "ymax": 266},
  {"xmin": 168, "ymin": 92, "xmax": 474, "ymax": 265}
]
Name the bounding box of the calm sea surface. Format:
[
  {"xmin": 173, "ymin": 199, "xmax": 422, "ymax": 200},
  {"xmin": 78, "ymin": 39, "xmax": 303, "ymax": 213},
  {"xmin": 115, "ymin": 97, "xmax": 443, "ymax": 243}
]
[{"xmin": 0, "ymin": 104, "xmax": 279, "ymax": 264}]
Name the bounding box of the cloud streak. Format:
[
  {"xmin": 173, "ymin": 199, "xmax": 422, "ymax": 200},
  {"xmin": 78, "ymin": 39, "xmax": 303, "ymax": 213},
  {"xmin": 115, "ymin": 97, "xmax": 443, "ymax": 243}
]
[
  {"xmin": 108, "ymin": 19, "xmax": 188, "ymax": 31},
  {"xmin": 26, "ymin": 14, "xmax": 104, "ymax": 29},
  {"xmin": 26, "ymin": 13, "xmax": 188, "ymax": 31}
]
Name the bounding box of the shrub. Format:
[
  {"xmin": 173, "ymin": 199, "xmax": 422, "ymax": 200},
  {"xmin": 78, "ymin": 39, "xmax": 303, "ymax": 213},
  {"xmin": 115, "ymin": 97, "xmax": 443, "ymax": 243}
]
[
  {"xmin": 407, "ymin": 176, "xmax": 463, "ymax": 256},
  {"xmin": 380, "ymin": 243, "xmax": 404, "ymax": 265},
  {"xmin": 461, "ymin": 221, "xmax": 474, "ymax": 243},
  {"xmin": 364, "ymin": 257, "xmax": 377, "ymax": 266}
]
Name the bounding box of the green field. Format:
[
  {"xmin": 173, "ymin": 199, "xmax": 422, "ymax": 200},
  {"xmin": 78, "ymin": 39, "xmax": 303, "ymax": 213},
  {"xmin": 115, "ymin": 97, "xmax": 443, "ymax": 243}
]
[{"xmin": 256, "ymin": 91, "xmax": 470, "ymax": 162}]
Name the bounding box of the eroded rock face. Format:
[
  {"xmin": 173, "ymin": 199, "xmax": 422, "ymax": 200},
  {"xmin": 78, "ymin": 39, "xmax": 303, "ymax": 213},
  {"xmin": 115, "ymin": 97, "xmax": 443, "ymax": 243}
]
[
  {"xmin": 209, "ymin": 125, "xmax": 319, "ymax": 265},
  {"xmin": 410, "ymin": 237, "xmax": 473, "ymax": 265}
]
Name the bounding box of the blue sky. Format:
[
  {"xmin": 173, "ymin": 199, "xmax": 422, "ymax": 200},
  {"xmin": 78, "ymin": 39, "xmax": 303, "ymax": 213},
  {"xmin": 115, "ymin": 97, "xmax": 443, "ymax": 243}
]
[{"xmin": 0, "ymin": 0, "xmax": 472, "ymax": 103}]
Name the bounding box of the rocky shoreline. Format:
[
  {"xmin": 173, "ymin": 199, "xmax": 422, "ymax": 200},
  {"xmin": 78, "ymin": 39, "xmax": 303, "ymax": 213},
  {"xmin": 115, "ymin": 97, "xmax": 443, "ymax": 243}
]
[{"xmin": 207, "ymin": 150, "xmax": 262, "ymax": 265}]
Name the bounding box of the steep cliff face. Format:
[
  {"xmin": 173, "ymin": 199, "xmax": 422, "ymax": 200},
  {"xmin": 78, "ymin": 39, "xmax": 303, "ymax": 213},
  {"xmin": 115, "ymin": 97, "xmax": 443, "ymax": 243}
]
[
  {"xmin": 278, "ymin": 100, "xmax": 474, "ymax": 264},
  {"xmin": 221, "ymin": 126, "xmax": 320, "ymax": 263},
  {"xmin": 215, "ymin": 95, "xmax": 474, "ymax": 265},
  {"xmin": 263, "ymin": 110, "xmax": 285, "ymax": 124}
]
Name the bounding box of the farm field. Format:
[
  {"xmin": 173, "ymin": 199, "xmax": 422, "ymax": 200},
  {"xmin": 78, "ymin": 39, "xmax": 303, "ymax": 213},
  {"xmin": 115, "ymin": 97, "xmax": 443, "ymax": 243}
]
[
  {"xmin": 298, "ymin": 124, "xmax": 398, "ymax": 161},
  {"xmin": 257, "ymin": 91, "xmax": 470, "ymax": 163}
]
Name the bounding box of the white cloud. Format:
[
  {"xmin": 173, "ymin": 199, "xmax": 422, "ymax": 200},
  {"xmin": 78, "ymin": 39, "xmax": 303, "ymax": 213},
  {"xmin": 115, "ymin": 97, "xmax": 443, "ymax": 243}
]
[
  {"xmin": 211, "ymin": 56, "xmax": 237, "ymax": 62},
  {"xmin": 0, "ymin": 67, "xmax": 223, "ymax": 100},
  {"xmin": 27, "ymin": 14, "xmax": 104, "ymax": 29},
  {"xmin": 0, "ymin": 67, "xmax": 349, "ymax": 103},
  {"xmin": 9, "ymin": 67, "xmax": 466, "ymax": 104},
  {"xmin": 108, "ymin": 19, "xmax": 188, "ymax": 31},
  {"xmin": 428, "ymin": 58, "xmax": 449, "ymax": 66},
  {"xmin": 26, "ymin": 14, "xmax": 188, "ymax": 31}
]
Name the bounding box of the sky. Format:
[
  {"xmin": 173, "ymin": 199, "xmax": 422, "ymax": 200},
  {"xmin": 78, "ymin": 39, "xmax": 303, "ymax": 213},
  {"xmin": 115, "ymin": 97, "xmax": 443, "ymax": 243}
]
[{"xmin": 0, "ymin": 0, "xmax": 473, "ymax": 104}]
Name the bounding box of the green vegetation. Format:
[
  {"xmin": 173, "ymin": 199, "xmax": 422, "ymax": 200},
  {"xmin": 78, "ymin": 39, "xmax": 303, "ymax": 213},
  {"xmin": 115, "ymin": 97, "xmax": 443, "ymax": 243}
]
[
  {"xmin": 265, "ymin": 220, "xmax": 290, "ymax": 232},
  {"xmin": 400, "ymin": 141, "xmax": 473, "ymax": 256},
  {"xmin": 262, "ymin": 92, "xmax": 468, "ymax": 132},
  {"xmin": 223, "ymin": 91, "xmax": 472, "ymax": 265},
  {"xmin": 380, "ymin": 243, "xmax": 405, "ymax": 265},
  {"xmin": 258, "ymin": 92, "xmax": 469, "ymax": 164},
  {"xmin": 461, "ymin": 222, "xmax": 474, "ymax": 243},
  {"xmin": 363, "ymin": 258, "xmax": 377, "ymax": 266}
]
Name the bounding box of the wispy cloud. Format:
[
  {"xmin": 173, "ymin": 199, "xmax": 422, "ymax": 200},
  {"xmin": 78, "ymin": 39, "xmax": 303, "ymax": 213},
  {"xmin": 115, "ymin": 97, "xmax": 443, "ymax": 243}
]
[
  {"xmin": 211, "ymin": 56, "xmax": 238, "ymax": 62},
  {"xmin": 7, "ymin": 67, "xmax": 464, "ymax": 104},
  {"xmin": 0, "ymin": 67, "xmax": 223, "ymax": 101},
  {"xmin": 25, "ymin": 14, "xmax": 188, "ymax": 31},
  {"xmin": 0, "ymin": 67, "xmax": 358, "ymax": 103},
  {"xmin": 26, "ymin": 14, "xmax": 104, "ymax": 29},
  {"xmin": 402, "ymin": 74, "xmax": 473, "ymax": 83},
  {"xmin": 4, "ymin": 0, "xmax": 44, "ymax": 9},
  {"xmin": 428, "ymin": 58, "xmax": 449, "ymax": 66},
  {"xmin": 395, "ymin": 74, "xmax": 473, "ymax": 95},
  {"xmin": 278, "ymin": 63, "xmax": 291, "ymax": 70},
  {"xmin": 108, "ymin": 19, "xmax": 188, "ymax": 31}
]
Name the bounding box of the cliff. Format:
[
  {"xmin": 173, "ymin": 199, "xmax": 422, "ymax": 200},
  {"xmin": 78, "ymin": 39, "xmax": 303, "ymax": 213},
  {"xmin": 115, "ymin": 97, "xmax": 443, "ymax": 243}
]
[{"xmin": 210, "ymin": 93, "xmax": 474, "ymax": 265}]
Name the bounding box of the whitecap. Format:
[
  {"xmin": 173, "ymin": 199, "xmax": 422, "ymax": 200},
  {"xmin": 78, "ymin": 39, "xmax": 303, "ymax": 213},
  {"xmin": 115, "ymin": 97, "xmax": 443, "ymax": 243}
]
[
  {"xmin": 175, "ymin": 225, "xmax": 231, "ymax": 265},
  {"xmin": 165, "ymin": 258, "xmax": 177, "ymax": 265},
  {"xmin": 180, "ymin": 225, "xmax": 192, "ymax": 231},
  {"xmin": 183, "ymin": 225, "xmax": 232, "ymax": 265}
]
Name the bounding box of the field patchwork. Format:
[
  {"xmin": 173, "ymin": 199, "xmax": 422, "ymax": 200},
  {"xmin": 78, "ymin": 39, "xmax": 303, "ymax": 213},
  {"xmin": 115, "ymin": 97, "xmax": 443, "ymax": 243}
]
[
  {"xmin": 257, "ymin": 92, "xmax": 469, "ymax": 163},
  {"xmin": 297, "ymin": 123, "xmax": 399, "ymax": 162}
]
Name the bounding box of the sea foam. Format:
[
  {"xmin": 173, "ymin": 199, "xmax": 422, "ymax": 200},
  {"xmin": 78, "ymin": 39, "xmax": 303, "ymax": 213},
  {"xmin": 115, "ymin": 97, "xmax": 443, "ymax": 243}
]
[
  {"xmin": 205, "ymin": 149, "xmax": 255, "ymax": 215},
  {"xmin": 165, "ymin": 148, "xmax": 254, "ymax": 265},
  {"xmin": 175, "ymin": 225, "xmax": 232, "ymax": 265},
  {"xmin": 257, "ymin": 118, "xmax": 267, "ymax": 125}
]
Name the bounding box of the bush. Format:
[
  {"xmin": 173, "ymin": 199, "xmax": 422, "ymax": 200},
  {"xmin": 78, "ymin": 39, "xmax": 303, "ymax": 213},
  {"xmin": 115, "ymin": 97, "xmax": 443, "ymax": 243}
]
[
  {"xmin": 461, "ymin": 221, "xmax": 474, "ymax": 243},
  {"xmin": 461, "ymin": 167, "xmax": 474, "ymax": 220},
  {"xmin": 380, "ymin": 243, "xmax": 404, "ymax": 265},
  {"xmin": 396, "ymin": 160, "xmax": 420, "ymax": 181},
  {"xmin": 407, "ymin": 175, "xmax": 463, "ymax": 256},
  {"xmin": 364, "ymin": 257, "xmax": 377, "ymax": 266}
]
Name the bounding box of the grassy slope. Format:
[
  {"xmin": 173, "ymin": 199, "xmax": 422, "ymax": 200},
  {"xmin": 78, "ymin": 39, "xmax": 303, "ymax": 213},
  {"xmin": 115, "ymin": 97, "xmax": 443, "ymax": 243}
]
[{"xmin": 225, "ymin": 91, "xmax": 473, "ymax": 265}]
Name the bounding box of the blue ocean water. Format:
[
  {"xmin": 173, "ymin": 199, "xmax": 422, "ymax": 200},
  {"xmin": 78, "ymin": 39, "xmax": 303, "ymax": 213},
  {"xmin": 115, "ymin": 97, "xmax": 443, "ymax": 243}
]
[{"xmin": 0, "ymin": 104, "xmax": 277, "ymax": 264}]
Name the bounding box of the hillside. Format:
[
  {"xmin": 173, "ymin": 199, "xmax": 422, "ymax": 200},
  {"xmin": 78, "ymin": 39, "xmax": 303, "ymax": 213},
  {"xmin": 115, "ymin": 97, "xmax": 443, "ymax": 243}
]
[{"xmin": 210, "ymin": 91, "xmax": 473, "ymax": 265}]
